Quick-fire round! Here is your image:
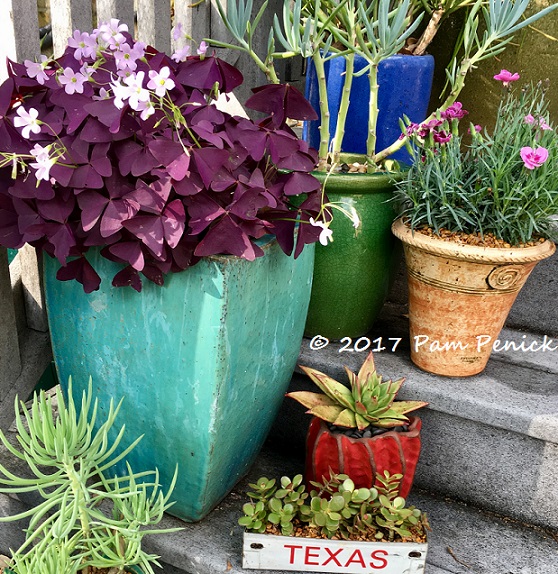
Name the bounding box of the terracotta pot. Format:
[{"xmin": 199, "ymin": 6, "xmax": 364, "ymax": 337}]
[
  {"xmin": 305, "ymin": 417, "xmax": 422, "ymax": 499},
  {"xmin": 392, "ymin": 218, "xmax": 556, "ymax": 376}
]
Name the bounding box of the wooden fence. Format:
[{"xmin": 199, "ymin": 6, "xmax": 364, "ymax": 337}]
[{"xmin": 0, "ymin": 0, "xmax": 285, "ymax": 429}]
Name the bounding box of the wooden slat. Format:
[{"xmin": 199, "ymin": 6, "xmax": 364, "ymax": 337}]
[
  {"xmin": 173, "ymin": 0, "xmax": 210, "ymax": 53},
  {"xmin": 18, "ymin": 246, "xmax": 48, "ymax": 333},
  {"xmin": 0, "ymin": 249, "xmax": 22, "ymax": 390},
  {"xmin": 50, "ymin": 0, "xmax": 93, "ymax": 56},
  {"xmin": 137, "ymin": 0, "xmax": 172, "ymax": 53},
  {"xmin": 0, "ymin": 0, "xmax": 40, "ymax": 81},
  {"xmin": 96, "ymin": 0, "xmax": 135, "ymax": 32}
]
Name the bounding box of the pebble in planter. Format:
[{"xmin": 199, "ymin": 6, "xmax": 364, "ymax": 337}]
[
  {"xmin": 0, "ymin": 382, "xmax": 180, "ymax": 574},
  {"xmin": 287, "ymin": 352, "xmax": 427, "ymax": 498},
  {"xmin": 239, "ymin": 472, "xmax": 429, "ymax": 573}
]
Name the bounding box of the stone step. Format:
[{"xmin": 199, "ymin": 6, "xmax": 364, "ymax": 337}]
[
  {"xmin": 267, "ymin": 301, "xmax": 558, "ymax": 531},
  {"xmin": 1, "ymin": 446, "xmax": 556, "ymax": 574}
]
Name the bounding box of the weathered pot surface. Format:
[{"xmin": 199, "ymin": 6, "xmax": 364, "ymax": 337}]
[{"xmin": 392, "ymin": 218, "xmax": 556, "ymax": 377}]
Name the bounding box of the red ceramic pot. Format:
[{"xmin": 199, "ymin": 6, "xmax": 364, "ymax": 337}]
[{"xmin": 305, "ymin": 416, "xmax": 422, "ymax": 498}]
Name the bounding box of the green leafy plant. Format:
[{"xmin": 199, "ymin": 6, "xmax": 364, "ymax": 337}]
[
  {"xmin": 395, "ymin": 77, "xmax": 558, "ymax": 245},
  {"xmin": 287, "ymin": 352, "xmax": 427, "ymax": 430},
  {"xmin": 0, "ymin": 381, "xmax": 180, "ymax": 574},
  {"xmin": 239, "ymin": 471, "xmax": 427, "ymax": 542},
  {"xmin": 210, "ymin": 0, "xmax": 557, "ymax": 171}
]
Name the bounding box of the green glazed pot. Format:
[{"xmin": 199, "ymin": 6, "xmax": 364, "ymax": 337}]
[
  {"xmin": 305, "ymin": 158, "xmax": 402, "ymax": 339},
  {"xmin": 44, "ymin": 237, "xmax": 314, "ymax": 522}
]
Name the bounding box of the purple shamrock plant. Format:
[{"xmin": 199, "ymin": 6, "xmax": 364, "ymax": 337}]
[
  {"xmin": 0, "ymin": 20, "xmax": 327, "ymax": 293},
  {"xmin": 395, "ymin": 73, "xmax": 558, "ymax": 246}
]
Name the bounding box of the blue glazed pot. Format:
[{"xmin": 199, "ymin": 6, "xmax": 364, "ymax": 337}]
[
  {"xmin": 303, "ymin": 54, "xmax": 435, "ymax": 164},
  {"xmin": 44, "ymin": 238, "xmax": 314, "ymax": 521}
]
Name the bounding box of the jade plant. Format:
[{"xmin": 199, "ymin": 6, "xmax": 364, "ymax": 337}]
[
  {"xmin": 0, "ymin": 381, "xmax": 180, "ymax": 574},
  {"xmin": 287, "ymin": 351, "xmax": 427, "ymax": 430},
  {"xmin": 239, "ymin": 471, "xmax": 428, "ymax": 542}
]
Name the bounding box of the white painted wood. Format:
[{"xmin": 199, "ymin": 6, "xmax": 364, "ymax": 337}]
[
  {"xmin": 0, "ymin": 0, "xmax": 40, "ymax": 81},
  {"xmin": 0, "ymin": 249, "xmax": 22, "ymax": 389},
  {"xmin": 137, "ymin": 0, "xmax": 171, "ymax": 53},
  {"xmin": 242, "ymin": 532, "xmax": 428, "ymax": 573},
  {"xmin": 96, "ymin": 0, "xmax": 135, "ymax": 32},
  {"xmin": 50, "ymin": 0, "xmax": 93, "ymax": 56}
]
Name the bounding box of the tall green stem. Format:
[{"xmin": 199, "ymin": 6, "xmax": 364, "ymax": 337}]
[
  {"xmin": 330, "ymin": 52, "xmax": 355, "ymax": 165},
  {"xmin": 313, "ymin": 52, "xmax": 331, "ymax": 171},
  {"xmin": 366, "ymin": 62, "xmax": 379, "ymax": 169}
]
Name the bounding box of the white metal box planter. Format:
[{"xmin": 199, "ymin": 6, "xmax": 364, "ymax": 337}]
[{"xmin": 242, "ymin": 532, "xmax": 428, "ymax": 573}]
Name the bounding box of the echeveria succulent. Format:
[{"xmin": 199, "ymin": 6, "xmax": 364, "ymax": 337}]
[
  {"xmin": 0, "ymin": 21, "xmax": 325, "ymax": 292},
  {"xmin": 288, "ymin": 352, "xmax": 427, "ymax": 430}
]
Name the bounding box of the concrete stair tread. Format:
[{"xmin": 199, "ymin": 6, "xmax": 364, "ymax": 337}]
[
  {"xmin": 141, "ymin": 447, "xmax": 558, "ymax": 574},
  {"xmin": 299, "ymin": 304, "xmax": 558, "ymax": 445},
  {"xmin": 2, "ymin": 446, "xmax": 553, "ymax": 574}
]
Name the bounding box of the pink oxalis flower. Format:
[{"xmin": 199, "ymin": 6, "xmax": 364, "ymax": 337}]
[
  {"xmin": 58, "ymin": 68, "xmax": 87, "ymax": 95},
  {"xmin": 520, "ymin": 146, "xmax": 549, "ymax": 170},
  {"xmin": 13, "ymin": 106, "xmax": 41, "ymax": 138},
  {"xmin": 147, "ymin": 67, "xmax": 175, "ymax": 97},
  {"xmin": 29, "ymin": 144, "xmax": 56, "ymax": 181},
  {"xmin": 67, "ymin": 30, "xmax": 98, "ymax": 60},
  {"xmin": 493, "ymin": 70, "xmax": 520, "ymax": 86},
  {"xmin": 197, "ymin": 41, "xmax": 208, "ymax": 56},
  {"xmin": 24, "ymin": 55, "xmax": 50, "ymax": 85},
  {"xmin": 172, "ymin": 45, "xmax": 191, "ymax": 63}
]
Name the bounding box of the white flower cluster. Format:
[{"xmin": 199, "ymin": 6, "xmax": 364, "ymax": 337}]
[{"xmin": 16, "ymin": 19, "xmax": 210, "ymax": 181}]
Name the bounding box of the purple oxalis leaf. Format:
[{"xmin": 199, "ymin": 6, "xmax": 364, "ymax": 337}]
[
  {"xmin": 246, "ymin": 84, "xmax": 318, "ymax": 127},
  {"xmin": 192, "ymin": 148, "xmax": 230, "ymax": 188},
  {"xmin": 162, "ymin": 199, "xmax": 186, "ymax": 248},
  {"xmin": 112, "ymin": 265, "xmax": 143, "ymax": 292},
  {"xmin": 77, "ymin": 190, "xmax": 110, "ymax": 232},
  {"xmin": 122, "ymin": 215, "xmax": 166, "ymax": 258},
  {"xmin": 175, "ymin": 55, "xmax": 243, "ymax": 93},
  {"xmin": 129, "ymin": 178, "xmax": 172, "ymax": 215},
  {"xmin": 108, "ymin": 241, "xmax": 145, "ymax": 271},
  {"xmin": 56, "ymin": 256, "xmax": 102, "ymax": 293},
  {"xmin": 194, "ymin": 215, "xmax": 260, "ymax": 260},
  {"xmin": 45, "ymin": 222, "xmax": 76, "ymax": 263},
  {"xmin": 100, "ymin": 197, "xmax": 141, "ymax": 237},
  {"xmin": 184, "ymin": 194, "xmax": 226, "ymax": 235}
]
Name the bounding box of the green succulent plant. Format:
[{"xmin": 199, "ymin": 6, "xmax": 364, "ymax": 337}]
[
  {"xmin": 0, "ymin": 380, "xmax": 181, "ymax": 574},
  {"xmin": 239, "ymin": 471, "xmax": 428, "ymax": 542},
  {"xmin": 287, "ymin": 352, "xmax": 427, "ymax": 430}
]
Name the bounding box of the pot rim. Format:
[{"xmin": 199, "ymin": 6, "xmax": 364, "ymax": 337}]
[
  {"xmin": 392, "ymin": 218, "xmax": 556, "ymax": 264},
  {"xmin": 316, "ymin": 415, "xmax": 422, "ymax": 441}
]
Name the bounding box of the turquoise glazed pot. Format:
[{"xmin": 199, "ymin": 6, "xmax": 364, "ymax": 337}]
[{"xmin": 44, "ymin": 238, "xmax": 314, "ymax": 521}]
